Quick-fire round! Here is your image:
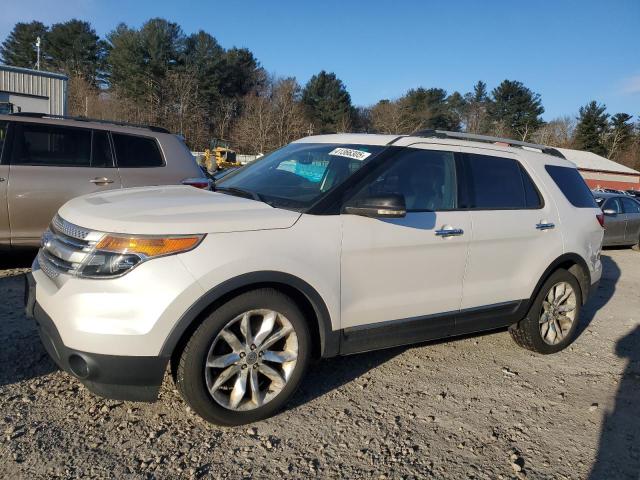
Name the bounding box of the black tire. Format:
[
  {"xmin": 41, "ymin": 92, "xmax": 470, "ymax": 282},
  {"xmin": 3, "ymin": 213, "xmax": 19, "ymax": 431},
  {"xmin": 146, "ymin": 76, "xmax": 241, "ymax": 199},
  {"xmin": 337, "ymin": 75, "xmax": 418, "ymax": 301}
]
[
  {"xmin": 175, "ymin": 288, "xmax": 311, "ymax": 425},
  {"xmin": 509, "ymin": 269, "xmax": 583, "ymax": 354}
]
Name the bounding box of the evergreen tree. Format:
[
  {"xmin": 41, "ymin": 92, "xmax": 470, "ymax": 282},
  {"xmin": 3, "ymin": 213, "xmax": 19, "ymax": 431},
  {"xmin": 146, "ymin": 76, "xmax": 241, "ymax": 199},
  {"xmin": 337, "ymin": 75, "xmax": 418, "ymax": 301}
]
[
  {"xmin": 301, "ymin": 71, "xmax": 353, "ymax": 133},
  {"xmin": 606, "ymin": 112, "xmax": 634, "ymax": 159},
  {"xmin": 488, "ymin": 80, "xmax": 544, "ymax": 140},
  {"xmin": 46, "ymin": 19, "xmax": 106, "ymax": 85},
  {"xmin": 400, "ymin": 87, "xmax": 460, "ymax": 131},
  {"xmin": 0, "ymin": 21, "xmax": 48, "ymax": 68},
  {"xmin": 463, "ymin": 80, "xmax": 489, "ymax": 133},
  {"xmin": 574, "ymin": 101, "xmax": 609, "ymax": 156},
  {"xmin": 106, "ymin": 19, "xmax": 185, "ymax": 108},
  {"xmin": 183, "ymin": 31, "xmax": 226, "ymax": 105},
  {"xmin": 218, "ymin": 47, "xmax": 264, "ymax": 98}
]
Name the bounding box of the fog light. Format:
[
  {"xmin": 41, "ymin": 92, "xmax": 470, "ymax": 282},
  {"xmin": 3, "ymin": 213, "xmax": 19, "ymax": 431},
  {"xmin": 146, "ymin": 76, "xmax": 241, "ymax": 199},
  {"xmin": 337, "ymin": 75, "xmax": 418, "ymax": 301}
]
[{"xmin": 68, "ymin": 354, "xmax": 90, "ymax": 379}]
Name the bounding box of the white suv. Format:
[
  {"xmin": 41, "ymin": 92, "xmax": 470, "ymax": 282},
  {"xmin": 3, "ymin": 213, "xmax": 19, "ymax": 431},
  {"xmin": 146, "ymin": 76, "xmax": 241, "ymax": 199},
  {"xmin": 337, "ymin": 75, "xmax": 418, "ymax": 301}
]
[{"xmin": 26, "ymin": 131, "xmax": 604, "ymax": 425}]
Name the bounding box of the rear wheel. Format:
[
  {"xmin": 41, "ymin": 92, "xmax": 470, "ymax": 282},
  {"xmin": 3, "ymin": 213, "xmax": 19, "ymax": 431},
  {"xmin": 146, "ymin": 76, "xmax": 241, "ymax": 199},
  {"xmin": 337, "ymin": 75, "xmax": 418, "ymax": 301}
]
[
  {"xmin": 509, "ymin": 269, "xmax": 582, "ymax": 354},
  {"xmin": 176, "ymin": 289, "xmax": 311, "ymax": 425}
]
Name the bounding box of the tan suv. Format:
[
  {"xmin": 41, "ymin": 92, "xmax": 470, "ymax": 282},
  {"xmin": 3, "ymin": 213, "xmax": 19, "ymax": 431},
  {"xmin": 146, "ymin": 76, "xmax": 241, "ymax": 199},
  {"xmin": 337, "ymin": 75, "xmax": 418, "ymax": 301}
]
[{"xmin": 0, "ymin": 114, "xmax": 208, "ymax": 249}]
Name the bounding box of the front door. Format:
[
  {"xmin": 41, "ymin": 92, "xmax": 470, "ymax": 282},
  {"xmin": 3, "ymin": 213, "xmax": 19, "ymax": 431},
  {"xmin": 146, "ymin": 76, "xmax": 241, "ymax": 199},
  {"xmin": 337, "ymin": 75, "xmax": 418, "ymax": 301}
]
[
  {"xmin": 340, "ymin": 145, "xmax": 470, "ymax": 351},
  {"xmin": 7, "ymin": 123, "xmax": 122, "ymax": 245}
]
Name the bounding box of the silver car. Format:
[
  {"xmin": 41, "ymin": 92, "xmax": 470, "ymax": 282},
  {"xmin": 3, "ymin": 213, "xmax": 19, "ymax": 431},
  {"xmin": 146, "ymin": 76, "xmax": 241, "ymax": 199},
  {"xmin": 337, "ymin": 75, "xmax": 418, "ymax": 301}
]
[{"xmin": 594, "ymin": 193, "xmax": 640, "ymax": 248}]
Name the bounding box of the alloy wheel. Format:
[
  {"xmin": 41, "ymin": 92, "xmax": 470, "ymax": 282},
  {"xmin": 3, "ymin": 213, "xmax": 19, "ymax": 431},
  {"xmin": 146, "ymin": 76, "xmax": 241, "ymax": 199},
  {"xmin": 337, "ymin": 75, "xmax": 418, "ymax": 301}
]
[
  {"xmin": 204, "ymin": 309, "xmax": 298, "ymax": 411},
  {"xmin": 539, "ymin": 281, "xmax": 577, "ymax": 345}
]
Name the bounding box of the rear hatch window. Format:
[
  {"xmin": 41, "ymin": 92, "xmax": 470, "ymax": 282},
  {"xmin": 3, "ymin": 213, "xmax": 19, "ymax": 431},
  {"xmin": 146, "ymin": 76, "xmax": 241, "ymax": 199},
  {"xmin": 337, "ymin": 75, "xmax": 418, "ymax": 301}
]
[{"xmin": 545, "ymin": 165, "xmax": 597, "ymax": 208}]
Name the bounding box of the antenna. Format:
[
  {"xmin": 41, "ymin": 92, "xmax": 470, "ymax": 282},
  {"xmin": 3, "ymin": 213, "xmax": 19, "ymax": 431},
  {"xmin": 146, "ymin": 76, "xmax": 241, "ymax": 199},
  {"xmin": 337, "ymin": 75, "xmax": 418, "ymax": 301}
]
[{"xmin": 35, "ymin": 36, "xmax": 41, "ymax": 70}]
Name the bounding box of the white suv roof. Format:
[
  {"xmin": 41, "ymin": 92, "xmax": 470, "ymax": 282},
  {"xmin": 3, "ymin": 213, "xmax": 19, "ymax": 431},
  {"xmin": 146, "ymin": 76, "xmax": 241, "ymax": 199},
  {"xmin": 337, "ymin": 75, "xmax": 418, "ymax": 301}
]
[{"xmin": 295, "ymin": 130, "xmax": 569, "ymax": 162}]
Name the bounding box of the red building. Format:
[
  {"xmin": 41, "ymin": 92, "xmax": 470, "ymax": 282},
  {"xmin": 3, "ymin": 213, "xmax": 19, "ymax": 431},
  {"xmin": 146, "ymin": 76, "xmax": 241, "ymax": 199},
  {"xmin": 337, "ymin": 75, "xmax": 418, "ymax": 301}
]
[{"xmin": 557, "ymin": 148, "xmax": 640, "ymax": 191}]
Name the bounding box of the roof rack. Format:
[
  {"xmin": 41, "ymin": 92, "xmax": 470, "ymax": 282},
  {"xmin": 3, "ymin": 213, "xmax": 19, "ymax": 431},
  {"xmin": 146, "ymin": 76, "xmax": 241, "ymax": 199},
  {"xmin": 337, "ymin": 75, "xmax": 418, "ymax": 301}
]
[
  {"xmin": 412, "ymin": 129, "xmax": 566, "ymax": 159},
  {"xmin": 9, "ymin": 112, "xmax": 171, "ymax": 134}
]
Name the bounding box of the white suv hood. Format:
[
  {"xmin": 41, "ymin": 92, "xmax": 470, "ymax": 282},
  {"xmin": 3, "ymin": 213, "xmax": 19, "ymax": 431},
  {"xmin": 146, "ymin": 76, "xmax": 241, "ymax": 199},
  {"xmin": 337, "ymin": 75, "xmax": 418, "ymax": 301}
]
[{"xmin": 58, "ymin": 186, "xmax": 301, "ymax": 235}]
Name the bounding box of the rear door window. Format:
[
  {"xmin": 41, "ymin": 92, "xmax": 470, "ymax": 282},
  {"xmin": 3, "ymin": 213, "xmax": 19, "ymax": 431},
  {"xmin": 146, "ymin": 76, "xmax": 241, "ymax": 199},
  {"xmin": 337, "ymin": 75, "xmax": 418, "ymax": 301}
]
[
  {"xmin": 112, "ymin": 133, "xmax": 164, "ymax": 168},
  {"xmin": 466, "ymin": 154, "xmax": 539, "ymax": 209},
  {"xmin": 11, "ymin": 123, "xmax": 91, "ymax": 167},
  {"xmin": 604, "ymin": 198, "xmax": 623, "ymax": 213},
  {"xmin": 545, "ymin": 165, "xmax": 597, "ymax": 208},
  {"xmin": 621, "ymin": 197, "xmax": 640, "ymax": 214}
]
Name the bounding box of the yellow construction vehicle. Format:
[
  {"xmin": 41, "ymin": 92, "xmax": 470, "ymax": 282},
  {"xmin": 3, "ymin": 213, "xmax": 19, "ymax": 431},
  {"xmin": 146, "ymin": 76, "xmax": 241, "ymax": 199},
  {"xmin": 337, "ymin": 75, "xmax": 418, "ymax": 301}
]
[{"xmin": 203, "ymin": 139, "xmax": 237, "ymax": 173}]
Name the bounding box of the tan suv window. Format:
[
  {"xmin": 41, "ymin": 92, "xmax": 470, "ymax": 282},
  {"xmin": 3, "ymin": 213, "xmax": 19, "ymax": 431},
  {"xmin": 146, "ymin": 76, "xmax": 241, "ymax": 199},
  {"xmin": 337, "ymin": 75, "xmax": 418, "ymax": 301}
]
[
  {"xmin": 11, "ymin": 123, "xmax": 91, "ymax": 167},
  {"xmin": 113, "ymin": 133, "xmax": 164, "ymax": 168}
]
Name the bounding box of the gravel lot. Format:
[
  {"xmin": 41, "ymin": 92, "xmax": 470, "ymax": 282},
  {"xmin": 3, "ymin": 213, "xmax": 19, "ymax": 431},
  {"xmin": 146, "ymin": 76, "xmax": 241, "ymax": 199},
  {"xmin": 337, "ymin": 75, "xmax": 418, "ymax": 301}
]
[{"xmin": 0, "ymin": 249, "xmax": 638, "ymax": 479}]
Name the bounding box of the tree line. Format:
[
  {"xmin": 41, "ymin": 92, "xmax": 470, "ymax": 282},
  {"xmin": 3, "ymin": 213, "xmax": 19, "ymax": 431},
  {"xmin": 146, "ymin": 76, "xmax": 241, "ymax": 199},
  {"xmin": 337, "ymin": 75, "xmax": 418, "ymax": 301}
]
[{"xmin": 1, "ymin": 18, "xmax": 638, "ymax": 170}]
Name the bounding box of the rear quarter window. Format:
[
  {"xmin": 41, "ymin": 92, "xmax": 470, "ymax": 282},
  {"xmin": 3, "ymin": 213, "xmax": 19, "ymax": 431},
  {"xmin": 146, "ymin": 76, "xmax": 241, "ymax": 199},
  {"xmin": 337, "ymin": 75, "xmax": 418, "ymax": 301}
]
[
  {"xmin": 112, "ymin": 133, "xmax": 164, "ymax": 168},
  {"xmin": 545, "ymin": 165, "xmax": 597, "ymax": 208}
]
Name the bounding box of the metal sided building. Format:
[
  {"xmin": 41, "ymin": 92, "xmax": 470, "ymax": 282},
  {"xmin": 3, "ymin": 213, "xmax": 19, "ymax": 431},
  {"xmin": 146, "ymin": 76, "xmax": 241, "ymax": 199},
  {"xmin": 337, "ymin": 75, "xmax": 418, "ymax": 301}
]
[
  {"xmin": 0, "ymin": 65, "xmax": 68, "ymax": 115},
  {"xmin": 556, "ymin": 148, "xmax": 640, "ymax": 191}
]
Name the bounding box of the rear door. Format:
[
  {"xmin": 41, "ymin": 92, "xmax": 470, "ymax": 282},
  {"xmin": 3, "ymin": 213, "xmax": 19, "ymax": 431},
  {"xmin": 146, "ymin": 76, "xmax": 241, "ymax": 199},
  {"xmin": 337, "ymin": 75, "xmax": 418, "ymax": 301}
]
[
  {"xmin": 460, "ymin": 150, "xmax": 563, "ymax": 317},
  {"xmin": 602, "ymin": 197, "xmax": 626, "ymax": 244},
  {"xmin": 621, "ymin": 197, "xmax": 640, "ymax": 244},
  {"xmin": 112, "ymin": 132, "xmax": 168, "ymax": 188},
  {"xmin": 7, "ymin": 123, "xmax": 122, "ymax": 245},
  {"xmin": 0, "ymin": 120, "xmax": 9, "ymax": 245}
]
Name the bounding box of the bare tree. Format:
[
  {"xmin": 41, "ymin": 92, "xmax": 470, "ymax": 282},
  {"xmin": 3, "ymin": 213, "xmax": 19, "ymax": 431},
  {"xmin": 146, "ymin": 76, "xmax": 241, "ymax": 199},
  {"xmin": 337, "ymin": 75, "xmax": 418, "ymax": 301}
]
[
  {"xmin": 231, "ymin": 77, "xmax": 307, "ymax": 154},
  {"xmin": 370, "ymin": 100, "xmax": 421, "ymax": 134},
  {"xmin": 531, "ymin": 117, "xmax": 576, "ymax": 147}
]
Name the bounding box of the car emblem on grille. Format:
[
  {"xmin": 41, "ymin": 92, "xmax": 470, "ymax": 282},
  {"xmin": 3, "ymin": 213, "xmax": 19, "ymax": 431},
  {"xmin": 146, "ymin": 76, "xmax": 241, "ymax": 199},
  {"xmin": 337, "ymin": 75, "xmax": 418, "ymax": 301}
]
[{"xmin": 41, "ymin": 230, "xmax": 54, "ymax": 249}]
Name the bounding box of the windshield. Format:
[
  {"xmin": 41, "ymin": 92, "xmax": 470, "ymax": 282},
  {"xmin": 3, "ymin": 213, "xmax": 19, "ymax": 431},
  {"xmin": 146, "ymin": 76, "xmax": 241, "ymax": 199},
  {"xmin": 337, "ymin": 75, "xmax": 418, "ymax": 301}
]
[{"xmin": 216, "ymin": 143, "xmax": 384, "ymax": 210}]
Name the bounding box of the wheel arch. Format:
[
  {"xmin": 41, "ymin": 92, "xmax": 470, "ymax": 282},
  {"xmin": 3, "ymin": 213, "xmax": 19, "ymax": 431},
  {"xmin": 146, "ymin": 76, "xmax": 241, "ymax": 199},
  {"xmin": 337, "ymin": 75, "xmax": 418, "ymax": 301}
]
[
  {"xmin": 163, "ymin": 271, "xmax": 340, "ymax": 372},
  {"xmin": 532, "ymin": 253, "xmax": 592, "ymax": 305}
]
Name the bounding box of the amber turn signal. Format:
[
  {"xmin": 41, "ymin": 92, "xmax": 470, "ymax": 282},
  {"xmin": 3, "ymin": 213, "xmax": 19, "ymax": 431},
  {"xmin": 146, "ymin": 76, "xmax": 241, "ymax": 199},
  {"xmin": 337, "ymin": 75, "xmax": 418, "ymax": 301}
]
[{"xmin": 95, "ymin": 235, "xmax": 203, "ymax": 257}]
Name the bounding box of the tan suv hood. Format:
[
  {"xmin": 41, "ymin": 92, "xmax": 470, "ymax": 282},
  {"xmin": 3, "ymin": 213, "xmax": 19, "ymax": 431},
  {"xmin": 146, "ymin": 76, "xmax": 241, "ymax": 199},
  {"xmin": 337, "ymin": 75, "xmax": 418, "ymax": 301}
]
[{"xmin": 58, "ymin": 186, "xmax": 301, "ymax": 235}]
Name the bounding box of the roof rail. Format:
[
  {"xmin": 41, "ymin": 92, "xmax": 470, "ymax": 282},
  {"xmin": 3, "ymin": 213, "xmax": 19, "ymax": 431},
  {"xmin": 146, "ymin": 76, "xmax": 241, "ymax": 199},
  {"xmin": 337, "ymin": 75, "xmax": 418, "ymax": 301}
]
[
  {"xmin": 9, "ymin": 112, "xmax": 171, "ymax": 134},
  {"xmin": 412, "ymin": 129, "xmax": 566, "ymax": 159}
]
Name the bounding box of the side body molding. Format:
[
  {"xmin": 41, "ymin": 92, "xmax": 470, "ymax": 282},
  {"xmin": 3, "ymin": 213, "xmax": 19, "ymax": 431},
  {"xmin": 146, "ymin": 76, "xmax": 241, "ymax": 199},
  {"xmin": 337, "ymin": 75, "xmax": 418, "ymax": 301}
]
[{"xmin": 160, "ymin": 271, "xmax": 340, "ymax": 358}]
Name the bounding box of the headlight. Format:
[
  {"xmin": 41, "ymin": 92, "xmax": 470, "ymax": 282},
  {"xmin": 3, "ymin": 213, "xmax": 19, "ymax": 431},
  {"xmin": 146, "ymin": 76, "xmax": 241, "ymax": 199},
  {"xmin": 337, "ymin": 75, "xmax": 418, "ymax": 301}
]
[
  {"xmin": 79, "ymin": 234, "xmax": 204, "ymax": 278},
  {"xmin": 40, "ymin": 218, "xmax": 205, "ymax": 280}
]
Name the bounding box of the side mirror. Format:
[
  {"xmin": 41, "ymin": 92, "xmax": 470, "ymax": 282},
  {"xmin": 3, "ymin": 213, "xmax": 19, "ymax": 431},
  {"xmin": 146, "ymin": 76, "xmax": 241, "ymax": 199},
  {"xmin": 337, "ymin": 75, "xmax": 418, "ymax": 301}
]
[
  {"xmin": 603, "ymin": 209, "xmax": 617, "ymax": 216},
  {"xmin": 344, "ymin": 194, "xmax": 406, "ymax": 218}
]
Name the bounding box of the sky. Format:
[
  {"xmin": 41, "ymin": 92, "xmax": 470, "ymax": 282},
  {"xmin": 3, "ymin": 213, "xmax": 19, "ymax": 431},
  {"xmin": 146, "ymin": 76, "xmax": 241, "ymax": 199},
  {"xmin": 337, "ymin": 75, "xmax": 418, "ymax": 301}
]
[{"xmin": 2, "ymin": 0, "xmax": 639, "ymax": 120}]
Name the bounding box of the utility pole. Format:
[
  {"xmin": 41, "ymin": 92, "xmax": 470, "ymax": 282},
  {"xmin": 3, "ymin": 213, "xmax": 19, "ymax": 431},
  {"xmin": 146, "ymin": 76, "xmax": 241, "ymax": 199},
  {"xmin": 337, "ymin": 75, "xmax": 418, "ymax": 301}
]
[{"xmin": 35, "ymin": 37, "xmax": 41, "ymax": 70}]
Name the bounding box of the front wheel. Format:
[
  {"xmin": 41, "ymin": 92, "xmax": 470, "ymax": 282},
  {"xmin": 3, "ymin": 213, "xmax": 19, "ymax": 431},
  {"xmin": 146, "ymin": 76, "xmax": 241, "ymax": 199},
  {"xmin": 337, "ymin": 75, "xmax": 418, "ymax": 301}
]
[
  {"xmin": 176, "ymin": 289, "xmax": 311, "ymax": 425},
  {"xmin": 509, "ymin": 269, "xmax": 582, "ymax": 354}
]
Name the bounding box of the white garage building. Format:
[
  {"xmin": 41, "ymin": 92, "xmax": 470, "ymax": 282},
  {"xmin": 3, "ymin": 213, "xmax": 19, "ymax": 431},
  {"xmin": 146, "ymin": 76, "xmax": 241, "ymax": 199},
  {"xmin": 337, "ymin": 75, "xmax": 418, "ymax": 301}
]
[{"xmin": 0, "ymin": 65, "xmax": 67, "ymax": 115}]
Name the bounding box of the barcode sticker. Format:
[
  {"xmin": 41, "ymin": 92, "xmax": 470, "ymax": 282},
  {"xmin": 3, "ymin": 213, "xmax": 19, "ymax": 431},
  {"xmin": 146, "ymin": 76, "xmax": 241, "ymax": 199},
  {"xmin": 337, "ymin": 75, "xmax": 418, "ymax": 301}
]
[{"xmin": 328, "ymin": 148, "xmax": 372, "ymax": 161}]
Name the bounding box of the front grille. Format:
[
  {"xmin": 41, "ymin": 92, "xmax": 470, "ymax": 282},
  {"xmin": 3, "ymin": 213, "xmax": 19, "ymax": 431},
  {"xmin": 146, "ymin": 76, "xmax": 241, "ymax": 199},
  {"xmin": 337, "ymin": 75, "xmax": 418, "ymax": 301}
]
[
  {"xmin": 52, "ymin": 215, "xmax": 93, "ymax": 240},
  {"xmin": 39, "ymin": 216, "xmax": 103, "ymax": 279}
]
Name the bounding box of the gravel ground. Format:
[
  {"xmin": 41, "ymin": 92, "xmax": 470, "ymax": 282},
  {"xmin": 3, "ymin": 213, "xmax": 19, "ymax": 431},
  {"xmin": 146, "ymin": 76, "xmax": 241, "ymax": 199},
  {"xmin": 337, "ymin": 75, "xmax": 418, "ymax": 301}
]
[{"xmin": 0, "ymin": 249, "xmax": 638, "ymax": 479}]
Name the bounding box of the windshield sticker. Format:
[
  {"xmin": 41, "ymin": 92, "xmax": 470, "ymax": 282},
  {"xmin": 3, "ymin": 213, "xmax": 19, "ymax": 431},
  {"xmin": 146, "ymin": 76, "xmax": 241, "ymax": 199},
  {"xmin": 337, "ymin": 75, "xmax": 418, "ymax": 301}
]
[{"xmin": 329, "ymin": 147, "xmax": 372, "ymax": 161}]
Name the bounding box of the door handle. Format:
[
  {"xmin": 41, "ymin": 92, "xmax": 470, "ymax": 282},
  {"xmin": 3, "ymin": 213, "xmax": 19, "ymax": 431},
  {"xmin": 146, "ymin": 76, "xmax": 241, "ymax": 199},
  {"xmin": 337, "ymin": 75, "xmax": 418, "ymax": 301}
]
[
  {"xmin": 435, "ymin": 227, "xmax": 464, "ymax": 237},
  {"xmin": 0, "ymin": 177, "xmax": 6, "ymax": 182},
  {"xmin": 90, "ymin": 177, "xmax": 114, "ymax": 185},
  {"xmin": 536, "ymin": 222, "xmax": 555, "ymax": 231}
]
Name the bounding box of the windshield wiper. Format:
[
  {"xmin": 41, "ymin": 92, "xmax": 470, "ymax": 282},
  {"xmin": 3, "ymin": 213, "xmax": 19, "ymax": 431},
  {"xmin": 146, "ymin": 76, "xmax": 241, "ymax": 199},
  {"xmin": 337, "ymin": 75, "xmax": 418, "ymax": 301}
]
[{"xmin": 214, "ymin": 186, "xmax": 273, "ymax": 206}]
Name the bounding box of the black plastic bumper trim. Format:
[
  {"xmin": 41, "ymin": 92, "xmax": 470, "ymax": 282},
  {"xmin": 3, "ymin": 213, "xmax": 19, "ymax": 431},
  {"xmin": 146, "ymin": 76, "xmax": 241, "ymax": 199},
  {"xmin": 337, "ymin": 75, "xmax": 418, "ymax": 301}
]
[{"xmin": 30, "ymin": 298, "xmax": 168, "ymax": 402}]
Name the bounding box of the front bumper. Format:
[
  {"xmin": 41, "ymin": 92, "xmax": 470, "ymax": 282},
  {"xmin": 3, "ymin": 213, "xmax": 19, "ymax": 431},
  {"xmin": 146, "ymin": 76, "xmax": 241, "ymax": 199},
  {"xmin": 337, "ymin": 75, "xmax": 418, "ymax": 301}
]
[{"xmin": 26, "ymin": 273, "xmax": 169, "ymax": 402}]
